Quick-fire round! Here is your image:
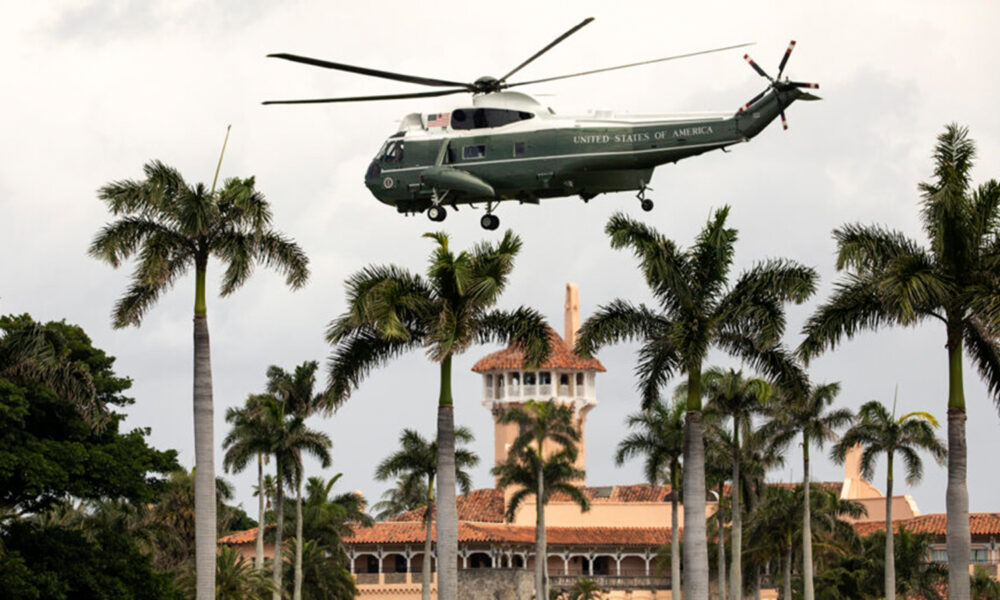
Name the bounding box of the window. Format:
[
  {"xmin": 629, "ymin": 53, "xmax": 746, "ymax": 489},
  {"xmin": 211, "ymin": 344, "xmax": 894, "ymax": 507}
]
[
  {"xmin": 576, "ymin": 373, "xmax": 584, "ymax": 386},
  {"xmin": 523, "ymin": 372, "xmax": 536, "ymax": 385},
  {"xmin": 510, "ymin": 372, "xmax": 520, "ymax": 386},
  {"xmin": 366, "ymin": 556, "xmax": 379, "ymax": 573},
  {"xmin": 395, "ymin": 556, "xmax": 407, "ymax": 573},
  {"xmin": 972, "ymin": 548, "xmax": 990, "ymax": 563},
  {"xmin": 560, "ymin": 374, "xmax": 570, "ymax": 385},
  {"xmin": 463, "ymin": 145, "xmax": 486, "ymax": 160},
  {"xmin": 539, "ymin": 372, "xmax": 552, "ymax": 385},
  {"xmin": 514, "ymin": 141, "xmax": 526, "ymax": 157},
  {"xmin": 451, "ymin": 108, "xmax": 534, "ymax": 130},
  {"xmin": 381, "ymin": 140, "xmax": 404, "ymax": 163},
  {"xmin": 930, "ymin": 549, "xmax": 947, "ymax": 563},
  {"xmin": 485, "ymin": 374, "xmax": 493, "ymax": 387}
]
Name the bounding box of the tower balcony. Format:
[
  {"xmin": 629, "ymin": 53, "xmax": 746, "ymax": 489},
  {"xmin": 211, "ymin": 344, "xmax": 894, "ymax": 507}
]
[{"xmin": 480, "ymin": 369, "xmax": 598, "ymax": 413}]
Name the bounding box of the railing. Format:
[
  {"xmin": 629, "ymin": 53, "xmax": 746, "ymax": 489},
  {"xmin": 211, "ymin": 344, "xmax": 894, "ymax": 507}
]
[
  {"xmin": 539, "ymin": 384, "xmax": 552, "ymax": 396},
  {"xmin": 355, "ymin": 573, "xmax": 379, "ymax": 585},
  {"xmin": 549, "ymin": 574, "xmax": 670, "ymax": 590},
  {"xmin": 383, "ymin": 573, "xmax": 407, "ymax": 584},
  {"xmin": 523, "ymin": 384, "xmax": 537, "ymax": 397}
]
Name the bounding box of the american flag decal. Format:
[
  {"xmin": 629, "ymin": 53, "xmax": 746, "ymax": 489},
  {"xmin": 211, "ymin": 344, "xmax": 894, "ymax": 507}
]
[{"xmin": 427, "ymin": 112, "xmax": 450, "ymax": 128}]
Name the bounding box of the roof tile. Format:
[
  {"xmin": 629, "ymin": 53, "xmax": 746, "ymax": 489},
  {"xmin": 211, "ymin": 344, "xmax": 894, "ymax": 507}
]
[{"xmin": 472, "ymin": 329, "xmax": 605, "ymax": 373}]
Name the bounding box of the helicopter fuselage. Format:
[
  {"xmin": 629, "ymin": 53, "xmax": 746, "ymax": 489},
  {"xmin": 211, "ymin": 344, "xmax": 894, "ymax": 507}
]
[{"xmin": 364, "ymin": 87, "xmax": 801, "ymax": 214}]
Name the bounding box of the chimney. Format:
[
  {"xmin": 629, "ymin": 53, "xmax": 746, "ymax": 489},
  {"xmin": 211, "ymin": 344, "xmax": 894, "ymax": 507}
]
[{"xmin": 564, "ymin": 283, "xmax": 580, "ymax": 349}]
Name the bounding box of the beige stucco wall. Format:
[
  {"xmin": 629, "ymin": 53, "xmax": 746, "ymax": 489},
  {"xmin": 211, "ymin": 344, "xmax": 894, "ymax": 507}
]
[{"xmin": 510, "ymin": 497, "xmax": 701, "ymax": 528}]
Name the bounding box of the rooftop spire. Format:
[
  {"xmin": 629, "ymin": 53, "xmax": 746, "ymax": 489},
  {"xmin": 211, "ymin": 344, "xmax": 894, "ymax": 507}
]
[{"xmin": 565, "ymin": 283, "xmax": 579, "ymax": 349}]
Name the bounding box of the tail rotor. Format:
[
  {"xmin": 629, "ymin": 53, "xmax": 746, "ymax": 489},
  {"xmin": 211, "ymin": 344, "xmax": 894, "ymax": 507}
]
[{"xmin": 739, "ymin": 40, "xmax": 820, "ymax": 130}]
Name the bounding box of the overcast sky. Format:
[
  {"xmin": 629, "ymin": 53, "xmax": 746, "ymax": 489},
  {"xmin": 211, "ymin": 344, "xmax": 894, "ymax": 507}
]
[{"xmin": 3, "ymin": 1, "xmax": 999, "ymax": 519}]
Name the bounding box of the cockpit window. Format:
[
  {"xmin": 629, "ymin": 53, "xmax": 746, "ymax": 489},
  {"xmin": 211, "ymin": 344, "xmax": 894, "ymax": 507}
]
[
  {"xmin": 380, "ymin": 140, "xmax": 404, "ymax": 163},
  {"xmin": 451, "ymin": 108, "xmax": 534, "ymax": 130}
]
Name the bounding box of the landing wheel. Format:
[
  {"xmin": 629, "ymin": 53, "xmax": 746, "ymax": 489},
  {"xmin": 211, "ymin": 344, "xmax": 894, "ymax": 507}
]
[
  {"xmin": 641, "ymin": 198, "xmax": 654, "ymax": 212},
  {"xmin": 427, "ymin": 205, "xmax": 447, "ymax": 222},
  {"xmin": 480, "ymin": 214, "xmax": 500, "ymax": 230}
]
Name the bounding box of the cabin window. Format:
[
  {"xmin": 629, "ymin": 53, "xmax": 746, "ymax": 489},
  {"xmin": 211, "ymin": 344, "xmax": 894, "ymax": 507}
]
[
  {"xmin": 381, "ymin": 140, "xmax": 404, "ymax": 163},
  {"xmin": 463, "ymin": 145, "xmax": 486, "ymax": 160},
  {"xmin": 451, "ymin": 108, "xmax": 534, "ymax": 130},
  {"xmin": 539, "ymin": 372, "xmax": 552, "ymax": 385},
  {"xmin": 513, "ymin": 141, "xmax": 526, "ymax": 157}
]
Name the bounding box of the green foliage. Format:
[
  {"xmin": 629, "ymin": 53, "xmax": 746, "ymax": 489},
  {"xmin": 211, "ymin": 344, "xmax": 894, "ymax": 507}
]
[
  {"xmin": 281, "ymin": 538, "xmax": 358, "ymax": 600},
  {"xmin": 178, "ymin": 546, "xmax": 273, "ymax": 600},
  {"xmin": 615, "ymin": 396, "xmax": 685, "ymax": 487},
  {"xmin": 0, "ymin": 503, "xmax": 185, "ymax": 600},
  {"xmin": 373, "ymin": 427, "xmax": 478, "ymax": 521},
  {"xmin": 0, "ymin": 315, "xmax": 178, "ymax": 514},
  {"xmin": 972, "ymin": 565, "xmax": 1000, "ymax": 600}
]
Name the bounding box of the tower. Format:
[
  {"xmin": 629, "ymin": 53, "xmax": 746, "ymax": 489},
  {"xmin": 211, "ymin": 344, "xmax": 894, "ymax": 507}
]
[{"xmin": 471, "ymin": 283, "xmax": 605, "ymax": 486}]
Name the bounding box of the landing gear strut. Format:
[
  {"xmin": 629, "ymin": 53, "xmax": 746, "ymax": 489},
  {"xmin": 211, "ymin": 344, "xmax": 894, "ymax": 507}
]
[
  {"xmin": 637, "ymin": 183, "xmax": 654, "ymax": 212},
  {"xmin": 480, "ymin": 201, "xmax": 500, "ymax": 230}
]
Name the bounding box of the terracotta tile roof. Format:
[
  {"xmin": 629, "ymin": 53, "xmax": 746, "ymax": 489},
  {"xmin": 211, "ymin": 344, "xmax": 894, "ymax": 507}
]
[
  {"xmin": 853, "ymin": 513, "xmax": 1000, "ymax": 537},
  {"xmin": 387, "ymin": 488, "xmax": 506, "ymax": 523},
  {"xmin": 769, "ymin": 481, "xmax": 843, "ymax": 494},
  {"xmin": 219, "ymin": 526, "xmax": 264, "ymax": 545},
  {"xmin": 549, "ymin": 484, "xmax": 676, "ymax": 504},
  {"xmin": 346, "ymin": 521, "xmax": 672, "ymax": 546},
  {"xmin": 472, "ymin": 329, "xmax": 605, "ymax": 373}
]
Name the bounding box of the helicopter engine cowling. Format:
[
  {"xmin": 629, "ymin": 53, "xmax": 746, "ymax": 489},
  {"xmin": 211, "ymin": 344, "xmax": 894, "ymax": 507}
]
[{"xmin": 420, "ymin": 166, "xmax": 495, "ymax": 199}]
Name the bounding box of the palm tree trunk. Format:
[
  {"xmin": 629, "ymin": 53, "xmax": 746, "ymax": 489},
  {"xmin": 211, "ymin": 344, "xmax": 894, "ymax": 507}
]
[
  {"xmin": 273, "ymin": 463, "xmax": 284, "ymax": 600},
  {"xmin": 256, "ymin": 454, "xmax": 265, "ymax": 570},
  {"xmin": 782, "ymin": 545, "xmax": 792, "ymax": 600},
  {"xmin": 436, "ymin": 355, "xmax": 458, "ymax": 600},
  {"xmin": 536, "ymin": 461, "xmax": 546, "ymax": 600},
  {"xmin": 192, "ymin": 270, "xmax": 216, "ymax": 600},
  {"xmin": 947, "ymin": 407, "xmax": 970, "ymax": 600},
  {"xmin": 683, "ymin": 398, "xmax": 709, "ymax": 600},
  {"xmin": 801, "ymin": 436, "xmax": 814, "ymax": 600},
  {"xmin": 730, "ymin": 420, "xmax": 742, "ymax": 600},
  {"xmin": 884, "ymin": 452, "xmax": 895, "ymax": 600},
  {"xmin": 717, "ymin": 481, "xmax": 727, "ymax": 600},
  {"xmin": 753, "ymin": 566, "xmax": 761, "ymax": 600},
  {"xmin": 671, "ymin": 462, "xmax": 682, "ymax": 600},
  {"xmin": 422, "ymin": 497, "xmax": 433, "ymax": 600},
  {"xmin": 946, "ymin": 328, "xmax": 970, "ymax": 600},
  {"xmin": 294, "ymin": 479, "xmax": 304, "ymax": 600}
]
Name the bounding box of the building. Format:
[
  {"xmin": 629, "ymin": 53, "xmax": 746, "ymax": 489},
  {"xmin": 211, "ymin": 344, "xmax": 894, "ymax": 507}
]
[{"xmin": 219, "ymin": 283, "xmax": 997, "ymax": 598}]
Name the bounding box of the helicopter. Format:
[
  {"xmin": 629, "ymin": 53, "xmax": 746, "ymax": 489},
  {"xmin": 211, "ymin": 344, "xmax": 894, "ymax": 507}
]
[{"xmin": 265, "ymin": 18, "xmax": 819, "ymax": 230}]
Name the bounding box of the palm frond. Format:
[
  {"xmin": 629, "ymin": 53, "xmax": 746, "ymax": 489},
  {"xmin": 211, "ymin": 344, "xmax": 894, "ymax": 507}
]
[
  {"xmin": 475, "ymin": 307, "xmax": 551, "ymax": 367},
  {"xmin": 325, "ymin": 326, "xmax": 424, "ymax": 407}
]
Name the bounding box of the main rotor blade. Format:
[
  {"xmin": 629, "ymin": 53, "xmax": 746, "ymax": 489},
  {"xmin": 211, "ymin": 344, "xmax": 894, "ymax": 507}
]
[
  {"xmin": 499, "ymin": 17, "xmax": 595, "ymax": 83},
  {"xmin": 262, "ymin": 88, "xmax": 469, "ymax": 105},
  {"xmin": 504, "ymin": 42, "xmax": 755, "ymax": 89},
  {"xmin": 743, "ymin": 53, "xmax": 773, "ymax": 82},
  {"xmin": 267, "ymin": 53, "xmax": 472, "ymax": 89}
]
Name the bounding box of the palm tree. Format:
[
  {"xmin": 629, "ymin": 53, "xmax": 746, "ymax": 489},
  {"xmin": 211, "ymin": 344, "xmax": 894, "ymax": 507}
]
[
  {"xmin": 372, "ymin": 478, "xmax": 428, "ymax": 520},
  {"xmin": 764, "ymin": 380, "xmax": 853, "ymax": 600},
  {"xmin": 575, "ymin": 209, "xmax": 818, "ymax": 600},
  {"xmin": 494, "ymin": 446, "xmax": 589, "ymax": 600},
  {"xmin": 223, "ymin": 394, "xmax": 272, "ymax": 569},
  {"xmin": 567, "ymin": 577, "xmax": 603, "ymax": 600},
  {"xmin": 326, "ymin": 230, "xmax": 550, "ymax": 600},
  {"xmin": 266, "ymin": 361, "xmax": 328, "ymax": 600},
  {"xmin": 703, "ymin": 368, "xmax": 770, "ymax": 600},
  {"xmin": 495, "ymin": 399, "xmax": 586, "ymax": 600},
  {"xmin": 89, "ymin": 144, "xmax": 309, "ymax": 599},
  {"xmin": 374, "ymin": 428, "xmax": 479, "ymax": 600},
  {"xmin": 971, "ymin": 565, "xmax": 1000, "ymax": 600},
  {"xmin": 799, "ymin": 124, "xmax": 1000, "ymax": 599},
  {"xmin": 211, "ymin": 546, "xmax": 275, "ymax": 600},
  {"xmin": 831, "ymin": 396, "xmax": 946, "ymax": 600},
  {"xmin": 299, "ymin": 474, "xmax": 373, "ymax": 549},
  {"xmin": 615, "ymin": 398, "xmax": 685, "ymax": 599}
]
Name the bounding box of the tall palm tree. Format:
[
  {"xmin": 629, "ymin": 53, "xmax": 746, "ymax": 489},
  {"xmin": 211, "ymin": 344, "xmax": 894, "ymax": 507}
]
[
  {"xmin": 800, "ymin": 124, "xmax": 1000, "ymax": 599},
  {"xmin": 271, "ymin": 403, "xmax": 332, "ymax": 600},
  {"xmin": 493, "ymin": 447, "xmax": 589, "ymax": 600},
  {"xmin": 223, "ymin": 393, "xmax": 272, "ymax": 569},
  {"xmin": 495, "ymin": 399, "xmax": 585, "ymax": 600},
  {"xmin": 704, "ymin": 415, "xmax": 732, "ymax": 600},
  {"xmin": 375, "ymin": 428, "xmax": 479, "ymax": 600},
  {"xmin": 326, "ymin": 230, "xmax": 550, "ymax": 600},
  {"xmin": 703, "ymin": 368, "xmax": 770, "ymax": 600},
  {"xmin": 764, "ymin": 380, "xmax": 853, "ymax": 600},
  {"xmin": 299, "ymin": 474, "xmax": 373, "ymax": 549},
  {"xmin": 266, "ymin": 361, "xmax": 327, "ymax": 600},
  {"xmin": 615, "ymin": 398, "xmax": 685, "ymax": 599},
  {"xmin": 575, "ymin": 209, "xmax": 818, "ymax": 600},
  {"xmin": 831, "ymin": 396, "xmax": 946, "ymax": 600},
  {"xmin": 89, "ymin": 144, "xmax": 309, "ymax": 599}
]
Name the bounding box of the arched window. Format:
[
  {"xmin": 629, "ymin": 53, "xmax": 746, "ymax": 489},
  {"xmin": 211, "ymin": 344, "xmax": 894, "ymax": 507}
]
[{"xmin": 469, "ymin": 553, "xmax": 493, "ymax": 569}]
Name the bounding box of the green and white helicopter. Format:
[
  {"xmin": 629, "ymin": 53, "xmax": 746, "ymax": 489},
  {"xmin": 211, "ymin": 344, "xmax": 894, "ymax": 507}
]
[{"xmin": 265, "ymin": 18, "xmax": 819, "ymax": 230}]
